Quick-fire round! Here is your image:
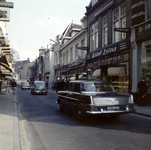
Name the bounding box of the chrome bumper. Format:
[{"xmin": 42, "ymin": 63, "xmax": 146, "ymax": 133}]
[{"xmin": 86, "ymin": 110, "xmax": 135, "ymax": 114}]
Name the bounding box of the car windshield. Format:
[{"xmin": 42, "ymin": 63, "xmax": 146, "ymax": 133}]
[
  {"xmin": 82, "ymin": 82, "xmax": 115, "ymax": 92},
  {"xmin": 36, "ymin": 83, "xmax": 45, "ymax": 89}
]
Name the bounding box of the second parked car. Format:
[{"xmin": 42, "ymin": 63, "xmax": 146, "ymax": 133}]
[
  {"xmin": 31, "ymin": 81, "xmax": 47, "ymax": 95},
  {"xmin": 21, "ymin": 82, "xmax": 30, "ymax": 90}
]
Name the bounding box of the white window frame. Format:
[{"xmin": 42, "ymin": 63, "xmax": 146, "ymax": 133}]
[
  {"xmin": 102, "ymin": 15, "xmax": 108, "ymax": 47},
  {"xmin": 112, "ymin": 3, "xmax": 126, "ymax": 43},
  {"xmin": 90, "ymin": 21, "xmax": 98, "ymax": 52}
]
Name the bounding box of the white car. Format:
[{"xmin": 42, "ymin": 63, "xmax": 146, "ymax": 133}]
[{"xmin": 21, "ymin": 82, "xmax": 30, "ymax": 90}]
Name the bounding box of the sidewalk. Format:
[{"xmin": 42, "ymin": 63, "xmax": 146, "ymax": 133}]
[
  {"xmin": 0, "ymin": 91, "xmax": 21, "ymax": 150},
  {"xmin": 134, "ymin": 104, "xmax": 151, "ymax": 117}
]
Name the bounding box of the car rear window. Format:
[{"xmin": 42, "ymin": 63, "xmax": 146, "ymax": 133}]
[
  {"xmin": 36, "ymin": 83, "xmax": 45, "ymax": 89},
  {"xmin": 82, "ymin": 82, "xmax": 114, "ymax": 92}
]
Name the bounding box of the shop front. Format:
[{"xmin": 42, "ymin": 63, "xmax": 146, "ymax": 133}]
[
  {"xmin": 134, "ymin": 20, "xmax": 151, "ymax": 105},
  {"xmin": 87, "ymin": 39, "xmax": 130, "ymax": 93}
]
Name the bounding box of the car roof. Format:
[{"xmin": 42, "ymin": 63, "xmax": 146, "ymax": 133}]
[
  {"xmin": 69, "ymin": 80, "xmax": 110, "ymax": 84},
  {"xmin": 34, "ymin": 81, "xmax": 45, "ymax": 83}
]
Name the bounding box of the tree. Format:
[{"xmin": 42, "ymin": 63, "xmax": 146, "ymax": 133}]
[{"xmin": 11, "ymin": 48, "xmax": 20, "ymax": 61}]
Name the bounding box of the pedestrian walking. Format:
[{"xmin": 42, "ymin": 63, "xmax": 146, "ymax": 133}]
[
  {"xmin": 51, "ymin": 80, "xmax": 54, "ymax": 91},
  {"xmin": 6, "ymin": 83, "xmax": 11, "ymax": 93},
  {"xmin": 2, "ymin": 79, "xmax": 7, "ymax": 93},
  {"xmin": 138, "ymin": 77, "xmax": 147, "ymax": 106},
  {"xmin": 11, "ymin": 79, "xmax": 17, "ymax": 94}
]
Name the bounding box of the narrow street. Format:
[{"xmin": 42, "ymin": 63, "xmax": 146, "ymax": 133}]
[{"xmin": 16, "ymin": 86, "xmax": 151, "ymax": 150}]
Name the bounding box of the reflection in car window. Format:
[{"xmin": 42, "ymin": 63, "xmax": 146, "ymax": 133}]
[
  {"xmin": 69, "ymin": 83, "xmax": 74, "ymax": 91},
  {"xmin": 74, "ymin": 83, "xmax": 80, "ymax": 92},
  {"xmin": 82, "ymin": 82, "xmax": 114, "ymax": 92}
]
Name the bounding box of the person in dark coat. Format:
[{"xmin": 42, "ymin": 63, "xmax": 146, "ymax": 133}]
[
  {"xmin": 11, "ymin": 79, "xmax": 17, "ymax": 94},
  {"xmin": 138, "ymin": 77, "xmax": 147, "ymax": 106},
  {"xmin": 61, "ymin": 79, "xmax": 65, "ymax": 90}
]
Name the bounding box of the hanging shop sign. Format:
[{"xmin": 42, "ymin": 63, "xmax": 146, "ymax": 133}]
[
  {"xmin": 0, "ymin": 7, "xmax": 10, "ymax": 22},
  {"xmin": 114, "ymin": 28, "xmax": 130, "ymax": 33},
  {"xmin": 136, "ymin": 21, "xmax": 151, "ymax": 41},
  {"xmin": 86, "ymin": 39, "xmax": 129, "ymax": 61},
  {"xmin": 94, "ymin": 0, "xmax": 114, "ymax": 17},
  {"xmin": 75, "ymin": 55, "xmax": 82, "ymax": 63},
  {"xmin": 0, "ymin": 2, "xmax": 13, "ymax": 8},
  {"xmin": 0, "ymin": 36, "xmax": 6, "ymax": 46}
]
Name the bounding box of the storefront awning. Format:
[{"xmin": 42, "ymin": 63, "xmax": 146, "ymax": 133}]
[
  {"xmin": 0, "ymin": 55, "xmax": 9, "ymax": 65},
  {"xmin": 0, "ymin": 62, "xmax": 12, "ymax": 72}
]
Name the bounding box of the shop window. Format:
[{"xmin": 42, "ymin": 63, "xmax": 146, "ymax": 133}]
[
  {"xmin": 113, "ymin": 3, "xmax": 126, "ymax": 43},
  {"xmin": 102, "ymin": 15, "xmax": 108, "ymax": 47},
  {"xmin": 108, "ymin": 64, "xmax": 129, "ymax": 93},
  {"xmin": 140, "ymin": 39, "xmax": 151, "ymax": 92},
  {"xmin": 90, "ymin": 21, "xmax": 98, "ymax": 52}
]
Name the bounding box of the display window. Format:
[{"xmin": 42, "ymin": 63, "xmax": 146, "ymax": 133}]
[
  {"xmin": 140, "ymin": 39, "xmax": 151, "ymax": 92},
  {"xmin": 87, "ymin": 52, "xmax": 130, "ymax": 93}
]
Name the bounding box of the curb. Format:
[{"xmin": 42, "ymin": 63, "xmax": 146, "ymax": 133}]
[
  {"xmin": 134, "ymin": 112, "xmax": 151, "ymax": 118},
  {"xmin": 14, "ymin": 95, "xmax": 22, "ymax": 150}
]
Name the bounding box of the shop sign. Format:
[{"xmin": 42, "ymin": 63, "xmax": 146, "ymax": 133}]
[
  {"xmin": 94, "ymin": 0, "xmax": 114, "ymax": 17},
  {"xmin": 0, "ymin": 7, "xmax": 10, "ymax": 22},
  {"xmin": 114, "ymin": 28, "xmax": 130, "ymax": 33},
  {"xmin": 0, "ymin": 2, "xmax": 13, "ymax": 8},
  {"xmin": 0, "ymin": 36, "xmax": 6, "ymax": 46},
  {"xmin": 75, "ymin": 55, "xmax": 82, "ymax": 63},
  {"xmin": 87, "ymin": 39, "xmax": 129, "ymax": 60},
  {"xmin": 136, "ymin": 21, "xmax": 151, "ymax": 41}
]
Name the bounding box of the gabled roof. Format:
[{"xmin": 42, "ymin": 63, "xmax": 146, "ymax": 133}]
[{"xmin": 60, "ymin": 23, "xmax": 82, "ymax": 40}]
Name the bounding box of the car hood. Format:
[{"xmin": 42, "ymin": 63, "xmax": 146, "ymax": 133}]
[{"xmin": 89, "ymin": 92, "xmax": 130, "ymax": 106}]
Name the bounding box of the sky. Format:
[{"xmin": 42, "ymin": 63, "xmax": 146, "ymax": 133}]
[{"xmin": 6, "ymin": 0, "xmax": 90, "ymax": 62}]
